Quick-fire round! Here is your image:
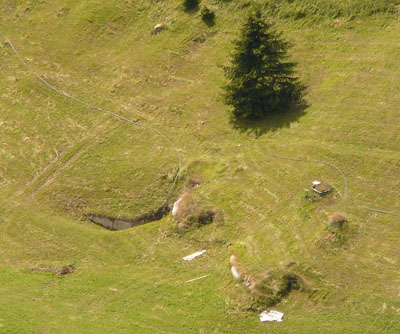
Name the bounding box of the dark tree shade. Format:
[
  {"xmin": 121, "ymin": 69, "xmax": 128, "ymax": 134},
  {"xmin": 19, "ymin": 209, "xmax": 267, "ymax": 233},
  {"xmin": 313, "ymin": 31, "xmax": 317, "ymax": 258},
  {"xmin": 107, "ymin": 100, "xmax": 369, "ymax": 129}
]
[
  {"xmin": 224, "ymin": 10, "xmax": 304, "ymax": 119},
  {"xmin": 201, "ymin": 7, "xmax": 215, "ymax": 22},
  {"xmin": 183, "ymin": 0, "xmax": 199, "ymax": 12}
]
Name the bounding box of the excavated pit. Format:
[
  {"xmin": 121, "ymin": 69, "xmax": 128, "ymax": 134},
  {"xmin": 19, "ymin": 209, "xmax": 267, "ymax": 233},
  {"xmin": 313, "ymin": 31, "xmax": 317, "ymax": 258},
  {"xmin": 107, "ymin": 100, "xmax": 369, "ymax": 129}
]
[{"xmin": 85, "ymin": 203, "xmax": 170, "ymax": 231}]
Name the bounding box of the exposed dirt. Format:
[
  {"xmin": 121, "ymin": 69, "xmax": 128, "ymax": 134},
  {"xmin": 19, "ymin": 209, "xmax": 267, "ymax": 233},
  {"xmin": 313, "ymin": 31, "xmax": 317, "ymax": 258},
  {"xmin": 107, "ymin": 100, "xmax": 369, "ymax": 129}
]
[
  {"xmin": 28, "ymin": 264, "xmax": 75, "ymax": 276},
  {"xmin": 230, "ymin": 255, "xmax": 305, "ymax": 310},
  {"xmin": 328, "ymin": 213, "xmax": 348, "ymax": 228},
  {"xmin": 14, "ymin": 121, "xmax": 123, "ymax": 201},
  {"xmin": 14, "ymin": 149, "xmax": 66, "ymax": 197}
]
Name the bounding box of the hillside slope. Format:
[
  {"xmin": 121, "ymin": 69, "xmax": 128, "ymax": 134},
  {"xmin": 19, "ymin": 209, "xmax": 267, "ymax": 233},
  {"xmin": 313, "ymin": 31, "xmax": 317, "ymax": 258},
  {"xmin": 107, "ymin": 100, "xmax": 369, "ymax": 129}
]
[{"xmin": 1, "ymin": 1, "xmax": 400, "ymax": 333}]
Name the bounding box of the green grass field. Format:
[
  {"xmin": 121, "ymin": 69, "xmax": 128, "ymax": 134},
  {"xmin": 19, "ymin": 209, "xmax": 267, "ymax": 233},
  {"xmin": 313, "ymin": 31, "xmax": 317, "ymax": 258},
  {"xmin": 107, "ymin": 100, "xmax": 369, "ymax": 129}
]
[{"xmin": 1, "ymin": 1, "xmax": 400, "ymax": 333}]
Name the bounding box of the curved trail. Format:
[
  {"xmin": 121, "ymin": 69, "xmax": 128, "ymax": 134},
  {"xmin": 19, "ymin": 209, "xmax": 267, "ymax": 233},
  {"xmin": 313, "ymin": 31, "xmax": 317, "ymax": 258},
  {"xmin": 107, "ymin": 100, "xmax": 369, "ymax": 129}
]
[
  {"xmin": 1, "ymin": 32, "xmax": 399, "ymax": 220},
  {"xmin": 265, "ymin": 152, "xmax": 400, "ymax": 218},
  {"xmin": 0, "ymin": 32, "xmax": 182, "ymax": 203}
]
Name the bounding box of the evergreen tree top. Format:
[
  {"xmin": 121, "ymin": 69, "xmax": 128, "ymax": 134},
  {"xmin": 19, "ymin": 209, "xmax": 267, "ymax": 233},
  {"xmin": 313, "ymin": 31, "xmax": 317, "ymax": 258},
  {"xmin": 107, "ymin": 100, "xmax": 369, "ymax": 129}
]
[
  {"xmin": 229, "ymin": 9, "xmax": 295, "ymax": 76},
  {"xmin": 223, "ymin": 9, "xmax": 304, "ymax": 119}
]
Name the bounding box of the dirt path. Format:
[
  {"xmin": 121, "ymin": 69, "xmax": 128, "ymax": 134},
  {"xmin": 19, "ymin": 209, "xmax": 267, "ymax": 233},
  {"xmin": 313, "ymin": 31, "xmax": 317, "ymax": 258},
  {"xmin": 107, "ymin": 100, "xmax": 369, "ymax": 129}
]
[
  {"xmin": 14, "ymin": 149, "xmax": 66, "ymax": 197},
  {"xmin": 27, "ymin": 143, "xmax": 89, "ymax": 198},
  {"xmin": 13, "ymin": 119, "xmax": 124, "ymax": 201}
]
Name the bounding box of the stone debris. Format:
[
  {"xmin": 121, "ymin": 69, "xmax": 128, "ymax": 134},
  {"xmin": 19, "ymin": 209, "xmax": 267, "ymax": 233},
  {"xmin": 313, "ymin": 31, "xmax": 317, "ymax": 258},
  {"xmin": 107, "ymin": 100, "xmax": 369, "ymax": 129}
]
[
  {"xmin": 231, "ymin": 266, "xmax": 241, "ymax": 279},
  {"xmin": 230, "ymin": 254, "xmax": 241, "ymax": 279},
  {"xmin": 172, "ymin": 197, "xmax": 183, "ymax": 217},
  {"xmin": 153, "ymin": 23, "xmax": 167, "ymax": 35}
]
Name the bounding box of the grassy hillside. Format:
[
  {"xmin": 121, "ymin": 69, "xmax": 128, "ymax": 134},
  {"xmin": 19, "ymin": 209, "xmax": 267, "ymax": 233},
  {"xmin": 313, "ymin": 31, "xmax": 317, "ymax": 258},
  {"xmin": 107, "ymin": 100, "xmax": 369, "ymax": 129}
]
[{"xmin": 1, "ymin": 1, "xmax": 400, "ymax": 333}]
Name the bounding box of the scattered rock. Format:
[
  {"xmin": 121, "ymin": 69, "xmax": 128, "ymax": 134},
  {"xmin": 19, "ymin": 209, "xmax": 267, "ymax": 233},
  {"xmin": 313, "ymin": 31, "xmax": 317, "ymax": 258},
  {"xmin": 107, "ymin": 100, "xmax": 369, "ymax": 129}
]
[
  {"xmin": 229, "ymin": 255, "xmax": 244, "ymax": 280},
  {"xmin": 231, "ymin": 265, "xmax": 241, "ymax": 279},
  {"xmin": 153, "ymin": 23, "xmax": 167, "ymax": 35},
  {"xmin": 55, "ymin": 7, "xmax": 69, "ymax": 17}
]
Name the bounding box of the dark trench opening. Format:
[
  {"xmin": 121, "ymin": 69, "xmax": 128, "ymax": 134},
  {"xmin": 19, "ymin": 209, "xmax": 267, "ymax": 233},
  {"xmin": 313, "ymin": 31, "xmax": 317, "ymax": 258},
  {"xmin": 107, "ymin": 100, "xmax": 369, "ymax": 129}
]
[{"xmin": 85, "ymin": 203, "xmax": 170, "ymax": 231}]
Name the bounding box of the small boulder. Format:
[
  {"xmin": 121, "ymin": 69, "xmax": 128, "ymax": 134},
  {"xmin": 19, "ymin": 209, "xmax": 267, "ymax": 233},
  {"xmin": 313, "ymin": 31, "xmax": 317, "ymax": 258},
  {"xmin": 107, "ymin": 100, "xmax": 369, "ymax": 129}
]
[
  {"xmin": 172, "ymin": 197, "xmax": 183, "ymax": 217},
  {"xmin": 153, "ymin": 23, "xmax": 167, "ymax": 35},
  {"xmin": 230, "ymin": 255, "xmax": 242, "ymax": 279}
]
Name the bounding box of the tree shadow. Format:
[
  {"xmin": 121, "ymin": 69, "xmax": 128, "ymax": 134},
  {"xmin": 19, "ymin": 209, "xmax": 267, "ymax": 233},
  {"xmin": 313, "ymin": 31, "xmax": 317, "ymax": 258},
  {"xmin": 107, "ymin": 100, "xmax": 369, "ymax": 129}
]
[
  {"xmin": 203, "ymin": 18, "xmax": 216, "ymax": 27},
  {"xmin": 230, "ymin": 102, "xmax": 309, "ymax": 138},
  {"xmin": 183, "ymin": 0, "xmax": 200, "ymax": 13}
]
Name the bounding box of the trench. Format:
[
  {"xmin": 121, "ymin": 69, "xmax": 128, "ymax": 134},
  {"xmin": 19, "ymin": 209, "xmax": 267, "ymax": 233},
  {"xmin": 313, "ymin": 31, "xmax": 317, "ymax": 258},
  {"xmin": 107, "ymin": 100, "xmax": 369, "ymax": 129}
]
[{"xmin": 85, "ymin": 203, "xmax": 170, "ymax": 231}]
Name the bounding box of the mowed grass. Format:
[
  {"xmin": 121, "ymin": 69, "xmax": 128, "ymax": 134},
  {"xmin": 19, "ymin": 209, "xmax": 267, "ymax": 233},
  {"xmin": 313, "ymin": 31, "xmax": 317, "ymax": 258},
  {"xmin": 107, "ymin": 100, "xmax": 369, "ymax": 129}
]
[{"xmin": 1, "ymin": 1, "xmax": 400, "ymax": 333}]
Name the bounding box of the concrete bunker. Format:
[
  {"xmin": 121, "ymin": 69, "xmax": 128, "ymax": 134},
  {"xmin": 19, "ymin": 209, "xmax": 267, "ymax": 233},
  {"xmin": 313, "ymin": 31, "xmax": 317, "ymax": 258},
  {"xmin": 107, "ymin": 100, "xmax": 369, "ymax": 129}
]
[{"xmin": 312, "ymin": 180, "xmax": 333, "ymax": 195}]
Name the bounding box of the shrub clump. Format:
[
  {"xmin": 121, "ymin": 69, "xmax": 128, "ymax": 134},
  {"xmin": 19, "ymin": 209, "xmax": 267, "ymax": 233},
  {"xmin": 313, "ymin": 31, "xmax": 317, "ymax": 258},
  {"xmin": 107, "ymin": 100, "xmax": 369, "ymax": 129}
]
[
  {"xmin": 170, "ymin": 185, "xmax": 217, "ymax": 235},
  {"xmin": 247, "ymin": 271, "xmax": 304, "ymax": 309}
]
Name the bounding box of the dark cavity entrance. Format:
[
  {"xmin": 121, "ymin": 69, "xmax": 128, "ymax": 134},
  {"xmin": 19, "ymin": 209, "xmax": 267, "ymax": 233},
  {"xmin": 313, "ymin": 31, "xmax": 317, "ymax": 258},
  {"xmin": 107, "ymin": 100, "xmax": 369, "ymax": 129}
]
[{"xmin": 85, "ymin": 203, "xmax": 170, "ymax": 231}]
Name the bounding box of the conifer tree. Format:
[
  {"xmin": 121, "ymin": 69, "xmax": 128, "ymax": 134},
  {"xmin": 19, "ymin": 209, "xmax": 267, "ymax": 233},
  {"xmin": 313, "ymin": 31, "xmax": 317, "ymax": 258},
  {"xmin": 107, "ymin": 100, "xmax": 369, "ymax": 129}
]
[{"xmin": 224, "ymin": 10, "xmax": 304, "ymax": 119}]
